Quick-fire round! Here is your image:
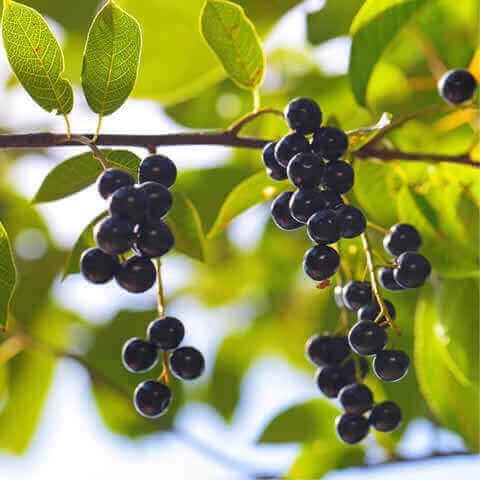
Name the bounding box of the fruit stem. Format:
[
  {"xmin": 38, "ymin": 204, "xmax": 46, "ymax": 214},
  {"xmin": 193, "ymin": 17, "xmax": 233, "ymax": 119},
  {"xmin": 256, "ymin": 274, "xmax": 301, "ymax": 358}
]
[
  {"xmin": 157, "ymin": 350, "xmax": 171, "ymax": 385},
  {"xmin": 367, "ymin": 220, "xmax": 389, "ymax": 234},
  {"xmin": 227, "ymin": 107, "xmax": 284, "ymax": 136},
  {"xmin": 156, "ymin": 259, "xmax": 166, "ymax": 318},
  {"xmin": 372, "ymin": 248, "xmax": 392, "ymax": 264}
]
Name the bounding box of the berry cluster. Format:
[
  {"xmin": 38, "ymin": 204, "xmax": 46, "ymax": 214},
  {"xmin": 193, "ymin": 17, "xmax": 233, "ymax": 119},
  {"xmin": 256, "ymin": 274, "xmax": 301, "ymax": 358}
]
[
  {"xmin": 438, "ymin": 69, "xmax": 478, "ymax": 105},
  {"xmin": 80, "ymin": 154, "xmax": 177, "ymax": 293},
  {"xmin": 122, "ymin": 316, "xmax": 205, "ymax": 418},
  {"xmin": 264, "ymin": 98, "xmax": 366, "ymax": 283}
]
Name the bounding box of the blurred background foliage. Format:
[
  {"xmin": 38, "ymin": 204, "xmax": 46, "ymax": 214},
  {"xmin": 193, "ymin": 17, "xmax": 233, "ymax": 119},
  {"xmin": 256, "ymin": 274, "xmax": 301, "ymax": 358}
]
[{"xmin": 0, "ymin": 0, "xmax": 478, "ymax": 477}]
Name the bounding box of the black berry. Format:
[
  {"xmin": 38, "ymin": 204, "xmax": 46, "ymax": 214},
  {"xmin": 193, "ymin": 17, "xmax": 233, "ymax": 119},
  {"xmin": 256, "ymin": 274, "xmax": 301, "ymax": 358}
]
[
  {"xmin": 134, "ymin": 380, "xmax": 172, "ymax": 418},
  {"xmin": 339, "ymin": 383, "xmax": 374, "ymax": 415},
  {"xmin": 348, "ymin": 321, "xmax": 388, "ymax": 356},
  {"xmin": 438, "ymin": 69, "xmax": 477, "ymax": 105},
  {"xmin": 307, "ymin": 209, "xmax": 341, "ymax": 245},
  {"xmin": 305, "ymin": 335, "xmax": 350, "ymax": 367},
  {"xmin": 287, "ymin": 152, "xmax": 325, "ymax": 189},
  {"xmin": 337, "ymin": 205, "xmax": 366, "ymax": 239},
  {"xmin": 383, "ymin": 223, "xmax": 422, "ymax": 256},
  {"xmin": 311, "ymin": 127, "xmax": 349, "ymax": 161},
  {"xmin": 357, "ymin": 299, "xmax": 396, "ymax": 326},
  {"xmin": 342, "ymin": 281, "xmax": 372, "ymax": 312},
  {"xmin": 343, "ymin": 358, "xmax": 369, "ymax": 381},
  {"xmin": 289, "ymin": 188, "xmax": 325, "ymax": 223},
  {"xmin": 94, "ymin": 216, "xmax": 136, "ymax": 255},
  {"xmin": 394, "ymin": 252, "xmax": 431, "ymax": 289},
  {"xmin": 170, "ymin": 346, "xmax": 205, "ymax": 380},
  {"xmin": 373, "ymin": 350, "xmax": 410, "ymax": 382},
  {"xmin": 315, "ymin": 365, "xmax": 352, "ymax": 398},
  {"xmin": 271, "ymin": 192, "xmax": 303, "ymax": 231},
  {"xmin": 147, "ymin": 316, "xmax": 185, "ymax": 350},
  {"xmin": 318, "ymin": 190, "xmax": 344, "ymax": 210},
  {"xmin": 139, "ymin": 154, "xmax": 177, "ymax": 189},
  {"xmin": 335, "ymin": 413, "xmax": 370, "ymax": 444},
  {"xmin": 115, "ymin": 255, "xmax": 156, "ymax": 293},
  {"xmin": 274, "ymin": 132, "xmax": 310, "ymax": 167},
  {"xmin": 109, "ymin": 185, "xmax": 146, "ymax": 222},
  {"xmin": 262, "ymin": 142, "xmax": 287, "ymax": 181},
  {"xmin": 322, "ymin": 160, "xmax": 354, "ymax": 194},
  {"xmin": 378, "ymin": 267, "xmax": 404, "ymax": 291},
  {"xmin": 136, "ymin": 220, "xmax": 174, "ymax": 258},
  {"xmin": 303, "ymin": 245, "xmax": 340, "ymax": 281},
  {"xmin": 80, "ymin": 247, "xmax": 119, "ymax": 284},
  {"xmin": 122, "ymin": 338, "xmax": 158, "ymax": 373},
  {"xmin": 284, "ymin": 97, "xmax": 322, "ymax": 134},
  {"xmin": 369, "ymin": 401, "xmax": 402, "ymax": 432},
  {"xmin": 139, "ymin": 182, "xmax": 173, "ymax": 221},
  {"xmin": 97, "ymin": 168, "xmax": 134, "ymax": 200}
]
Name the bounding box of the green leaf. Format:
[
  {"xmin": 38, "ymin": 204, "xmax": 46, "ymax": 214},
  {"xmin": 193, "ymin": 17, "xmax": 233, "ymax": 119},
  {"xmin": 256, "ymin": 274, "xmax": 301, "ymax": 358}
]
[
  {"xmin": 82, "ymin": 0, "xmax": 142, "ymax": 117},
  {"xmin": 349, "ymin": 0, "xmax": 431, "ymax": 106},
  {"xmin": 200, "ymin": 0, "xmax": 265, "ymax": 90},
  {"xmin": 32, "ymin": 150, "xmax": 140, "ymax": 204},
  {"xmin": 415, "ymin": 280, "xmax": 479, "ymax": 450},
  {"xmin": 208, "ymin": 171, "xmax": 290, "ymax": 239},
  {"xmin": 348, "ymin": 112, "xmax": 392, "ymax": 152},
  {"xmin": 1, "ymin": 0, "xmax": 73, "ymax": 116},
  {"xmin": 0, "ymin": 222, "xmax": 16, "ymax": 330},
  {"xmin": 62, "ymin": 211, "xmax": 108, "ymax": 280}
]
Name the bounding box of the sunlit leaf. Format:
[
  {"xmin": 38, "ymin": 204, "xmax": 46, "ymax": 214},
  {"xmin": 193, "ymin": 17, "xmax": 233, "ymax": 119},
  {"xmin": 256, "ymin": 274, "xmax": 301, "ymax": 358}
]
[
  {"xmin": 348, "ymin": 112, "xmax": 392, "ymax": 151},
  {"xmin": 0, "ymin": 222, "xmax": 16, "ymax": 330}
]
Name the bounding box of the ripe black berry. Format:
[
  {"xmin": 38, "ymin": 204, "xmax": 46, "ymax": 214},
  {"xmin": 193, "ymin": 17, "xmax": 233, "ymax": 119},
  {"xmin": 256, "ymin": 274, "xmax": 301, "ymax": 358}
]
[
  {"xmin": 318, "ymin": 190, "xmax": 344, "ymax": 210},
  {"xmin": 116, "ymin": 255, "xmax": 157, "ymax": 293},
  {"xmin": 315, "ymin": 365, "xmax": 352, "ymax": 398},
  {"xmin": 122, "ymin": 338, "xmax": 158, "ymax": 372},
  {"xmin": 311, "ymin": 127, "xmax": 349, "ymax": 161},
  {"xmin": 307, "ymin": 209, "xmax": 341, "ymax": 245},
  {"xmin": 271, "ymin": 192, "xmax": 303, "ymax": 231},
  {"xmin": 339, "ymin": 383, "xmax": 374, "ymax": 415},
  {"xmin": 97, "ymin": 168, "xmax": 134, "ymax": 199},
  {"xmin": 383, "ymin": 223, "xmax": 422, "ymax": 256},
  {"xmin": 335, "ymin": 413, "xmax": 370, "ymax": 444},
  {"xmin": 305, "ymin": 335, "xmax": 350, "ymax": 367},
  {"xmin": 139, "ymin": 154, "xmax": 177, "ymax": 189},
  {"xmin": 284, "ymin": 97, "xmax": 322, "ymax": 134},
  {"xmin": 136, "ymin": 220, "xmax": 175, "ymax": 258},
  {"xmin": 95, "ymin": 216, "xmax": 135, "ymax": 255},
  {"xmin": 394, "ymin": 252, "xmax": 431, "ymax": 289},
  {"xmin": 378, "ymin": 267, "xmax": 404, "ymax": 291},
  {"xmin": 343, "ymin": 358, "xmax": 369, "ymax": 381},
  {"xmin": 322, "ymin": 160, "xmax": 354, "ymax": 194},
  {"xmin": 373, "ymin": 350, "xmax": 410, "ymax": 382},
  {"xmin": 342, "ymin": 281, "xmax": 372, "ymax": 312},
  {"xmin": 170, "ymin": 346, "xmax": 205, "ymax": 380},
  {"xmin": 357, "ymin": 299, "xmax": 396, "ymax": 326},
  {"xmin": 109, "ymin": 185, "xmax": 146, "ymax": 222},
  {"xmin": 147, "ymin": 316, "xmax": 185, "ymax": 351},
  {"xmin": 438, "ymin": 69, "xmax": 477, "ymax": 105},
  {"xmin": 348, "ymin": 321, "xmax": 388, "ymax": 356},
  {"xmin": 289, "ymin": 188, "xmax": 325, "ymax": 223},
  {"xmin": 369, "ymin": 401, "xmax": 402, "ymax": 432},
  {"xmin": 139, "ymin": 182, "xmax": 173, "ymax": 221},
  {"xmin": 303, "ymin": 245, "xmax": 340, "ymax": 281},
  {"xmin": 80, "ymin": 247, "xmax": 119, "ymax": 284},
  {"xmin": 287, "ymin": 152, "xmax": 325, "ymax": 189},
  {"xmin": 274, "ymin": 132, "xmax": 310, "ymax": 167},
  {"xmin": 337, "ymin": 205, "xmax": 366, "ymax": 239},
  {"xmin": 134, "ymin": 380, "xmax": 172, "ymax": 418},
  {"xmin": 262, "ymin": 142, "xmax": 287, "ymax": 181}
]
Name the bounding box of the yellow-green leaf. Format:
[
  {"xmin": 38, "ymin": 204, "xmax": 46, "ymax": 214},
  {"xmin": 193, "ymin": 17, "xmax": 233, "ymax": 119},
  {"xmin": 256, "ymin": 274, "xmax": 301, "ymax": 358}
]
[
  {"xmin": 348, "ymin": 112, "xmax": 392, "ymax": 151},
  {"xmin": 200, "ymin": 0, "xmax": 265, "ymax": 90},
  {"xmin": 0, "ymin": 222, "xmax": 16, "ymax": 330}
]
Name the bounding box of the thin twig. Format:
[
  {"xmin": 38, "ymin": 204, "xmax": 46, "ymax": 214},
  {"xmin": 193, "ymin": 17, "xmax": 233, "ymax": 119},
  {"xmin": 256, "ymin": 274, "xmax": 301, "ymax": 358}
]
[
  {"xmin": 227, "ymin": 107, "xmax": 283, "ymax": 136},
  {"xmin": 68, "ymin": 134, "xmax": 108, "ymax": 169}
]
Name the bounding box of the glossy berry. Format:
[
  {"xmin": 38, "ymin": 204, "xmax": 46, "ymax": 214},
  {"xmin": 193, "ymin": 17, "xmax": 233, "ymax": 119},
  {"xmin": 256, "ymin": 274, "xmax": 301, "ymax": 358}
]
[
  {"xmin": 334, "ymin": 285, "xmax": 344, "ymax": 307},
  {"xmin": 307, "ymin": 209, "xmax": 341, "ymax": 245},
  {"xmin": 369, "ymin": 401, "xmax": 402, "ymax": 432},
  {"xmin": 274, "ymin": 132, "xmax": 310, "ymax": 167},
  {"xmin": 357, "ymin": 299, "xmax": 396, "ymax": 326},
  {"xmin": 315, "ymin": 365, "xmax": 353, "ymax": 398},
  {"xmin": 97, "ymin": 168, "xmax": 134, "ymax": 199},
  {"xmin": 115, "ymin": 255, "xmax": 156, "ymax": 293},
  {"xmin": 339, "ymin": 383, "xmax": 374, "ymax": 415},
  {"xmin": 136, "ymin": 220, "xmax": 174, "ymax": 258},
  {"xmin": 262, "ymin": 142, "xmax": 287, "ymax": 181},
  {"xmin": 80, "ymin": 247, "xmax": 119, "ymax": 284},
  {"xmin": 379, "ymin": 267, "xmax": 404, "ymax": 291},
  {"xmin": 318, "ymin": 190, "xmax": 344, "ymax": 210},
  {"xmin": 303, "ymin": 245, "xmax": 340, "ymax": 281},
  {"xmin": 271, "ymin": 192, "xmax": 303, "ymax": 231},
  {"xmin": 343, "ymin": 358, "xmax": 369, "ymax": 381},
  {"xmin": 134, "ymin": 380, "xmax": 172, "ymax": 418},
  {"xmin": 122, "ymin": 338, "xmax": 158, "ymax": 373},
  {"xmin": 147, "ymin": 316, "xmax": 185, "ymax": 351},
  {"xmin": 342, "ymin": 281, "xmax": 372, "ymax": 312},
  {"xmin": 305, "ymin": 335, "xmax": 350, "ymax": 367},
  {"xmin": 383, "ymin": 223, "xmax": 422, "ymax": 256},
  {"xmin": 95, "ymin": 216, "xmax": 136, "ymax": 255},
  {"xmin": 284, "ymin": 97, "xmax": 322, "ymax": 134},
  {"xmin": 337, "ymin": 205, "xmax": 366, "ymax": 239},
  {"xmin": 139, "ymin": 154, "xmax": 177, "ymax": 189},
  {"xmin": 311, "ymin": 127, "xmax": 349, "ymax": 161},
  {"xmin": 109, "ymin": 185, "xmax": 146, "ymax": 222},
  {"xmin": 336, "ymin": 413, "xmax": 370, "ymax": 444},
  {"xmin": 348, "ymin": 321, "xmax": 388, "ymax": 356},
  {"xmin": 287, "ymin": 152, "xmax": 325, "ymax": 189},
  {"xmin": 139, "ymin": 182, "xmax": 173, "ymax": 220},
  {"xmin": 289, "ymin": 188, "xmax": 325, "ymax": 223},
  {"xmin": 323, "ymin": 160, "xmax": 354, "ymax": 194},
  {"xmin": 394, "ymin": 252, "xmax": 431, "ymax": 289},
  {"xmin": 438, "ymin": 69, "xmax": 477, "ymax": 105},
  {"xmin": 170, "ymin": 346, "xmax": 205, "ymax": 380},
  {"xmin": 373, "ymin": 350, "xmax": 410, "ymax": 382}
]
